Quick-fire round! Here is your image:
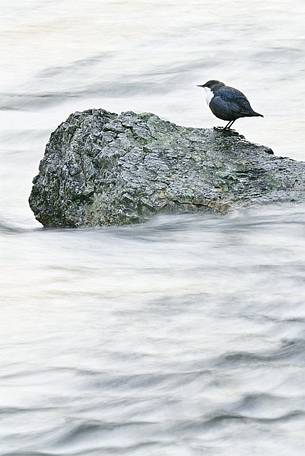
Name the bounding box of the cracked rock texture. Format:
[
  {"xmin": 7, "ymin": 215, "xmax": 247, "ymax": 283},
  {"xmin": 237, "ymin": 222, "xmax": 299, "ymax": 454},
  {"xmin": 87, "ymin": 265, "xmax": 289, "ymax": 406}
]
[{"xmin": 29, "ymin": 109, "xmax": 305, "ymax": 227}]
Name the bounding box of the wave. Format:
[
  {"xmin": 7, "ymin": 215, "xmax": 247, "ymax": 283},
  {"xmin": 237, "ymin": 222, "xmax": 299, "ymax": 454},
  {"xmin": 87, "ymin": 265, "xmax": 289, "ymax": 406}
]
[{"xmin": 215, "ymin": 338, "xmax": 305, "ymax": 367}]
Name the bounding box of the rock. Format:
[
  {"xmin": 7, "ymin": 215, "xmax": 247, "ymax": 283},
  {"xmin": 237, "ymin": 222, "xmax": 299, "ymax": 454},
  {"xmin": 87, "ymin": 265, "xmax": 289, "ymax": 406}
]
[{"xmin": 29, "ymin": 108, "xmax": 305, "ymax": 227}]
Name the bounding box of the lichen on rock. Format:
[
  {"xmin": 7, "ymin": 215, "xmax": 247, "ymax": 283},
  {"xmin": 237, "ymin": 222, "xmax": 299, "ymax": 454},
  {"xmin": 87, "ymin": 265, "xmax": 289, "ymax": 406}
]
[{"xmin": 29, "ymin": 108, "xmax": 305, "ymax": 227}]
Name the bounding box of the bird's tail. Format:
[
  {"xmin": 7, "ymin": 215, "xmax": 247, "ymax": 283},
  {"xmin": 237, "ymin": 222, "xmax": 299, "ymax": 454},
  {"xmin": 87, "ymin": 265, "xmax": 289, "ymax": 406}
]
[{"xmin": 252, "ymin": 111, "xmax": 264, "ymax": 117}]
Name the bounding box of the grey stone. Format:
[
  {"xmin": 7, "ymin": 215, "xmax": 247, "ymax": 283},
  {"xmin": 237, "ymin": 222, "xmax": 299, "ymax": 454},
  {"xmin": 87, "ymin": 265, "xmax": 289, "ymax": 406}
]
[{"xmin": 29, "ymin": 108, "xmax": 305, "ymax": 227}]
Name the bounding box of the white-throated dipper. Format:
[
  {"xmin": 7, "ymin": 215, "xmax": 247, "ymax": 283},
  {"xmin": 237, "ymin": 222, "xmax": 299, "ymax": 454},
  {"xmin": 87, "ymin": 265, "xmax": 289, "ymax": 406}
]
[{"xmin": 197, "ymin": 80, "xmax": 263, "ymax": 130}]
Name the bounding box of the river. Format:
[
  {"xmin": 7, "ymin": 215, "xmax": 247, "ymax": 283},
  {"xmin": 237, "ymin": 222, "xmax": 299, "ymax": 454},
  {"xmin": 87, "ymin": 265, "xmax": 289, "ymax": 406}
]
[{"xmin": 1, "ymin": 1, "xmax": 305, "ymax": 455}]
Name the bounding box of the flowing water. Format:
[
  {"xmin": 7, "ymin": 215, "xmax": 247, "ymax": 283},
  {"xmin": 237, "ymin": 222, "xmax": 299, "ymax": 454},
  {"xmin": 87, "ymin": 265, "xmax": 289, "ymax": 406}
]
[{"xmin": 1, "ymin": 1, "xmax": 305, "ymax": 454}]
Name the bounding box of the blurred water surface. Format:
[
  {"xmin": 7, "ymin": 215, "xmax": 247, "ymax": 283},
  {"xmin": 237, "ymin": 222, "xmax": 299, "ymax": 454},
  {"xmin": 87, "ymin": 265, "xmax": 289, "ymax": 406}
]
[{"xmin": 1, "ymin": 1, "xmax": 305, "ymax": 455}]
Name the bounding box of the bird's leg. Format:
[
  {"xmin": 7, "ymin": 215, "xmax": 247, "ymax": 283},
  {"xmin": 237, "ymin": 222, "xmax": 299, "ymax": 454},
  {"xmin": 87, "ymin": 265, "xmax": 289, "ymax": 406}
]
[
  {"xmin": 223, "ymin": 121, "xmax": 232, "ymax": 130},
  {"xmin": 224, "ymin": 119, "xmax": 236, "ymax": 130},
  {"xmin": 223, "ymin": 120, "xmax": 235, "ymax": 130}
]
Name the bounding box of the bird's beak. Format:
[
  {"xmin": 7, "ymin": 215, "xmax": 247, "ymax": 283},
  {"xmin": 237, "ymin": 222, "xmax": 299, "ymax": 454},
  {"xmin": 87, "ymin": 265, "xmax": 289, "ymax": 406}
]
[{"xmin": 197, "ymin": 85, "xmax": 204, "ymax": 87}]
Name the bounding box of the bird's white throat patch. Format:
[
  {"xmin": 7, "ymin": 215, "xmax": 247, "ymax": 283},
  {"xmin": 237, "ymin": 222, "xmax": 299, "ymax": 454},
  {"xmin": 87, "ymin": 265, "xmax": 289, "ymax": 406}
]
[{"xmin": 203, "ymin": 87, "xmax": 214, "ymax": 105}]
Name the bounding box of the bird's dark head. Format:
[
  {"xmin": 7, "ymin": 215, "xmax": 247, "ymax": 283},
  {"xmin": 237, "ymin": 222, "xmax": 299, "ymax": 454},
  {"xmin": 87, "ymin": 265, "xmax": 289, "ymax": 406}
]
[{"xmin": 197, "ymin": 80, "xmax": 225, "ymax": 92}]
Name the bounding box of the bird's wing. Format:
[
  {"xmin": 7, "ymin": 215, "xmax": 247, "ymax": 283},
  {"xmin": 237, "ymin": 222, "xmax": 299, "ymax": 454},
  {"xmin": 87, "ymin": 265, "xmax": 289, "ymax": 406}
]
[
  {"xmin": 217, "ymin": 87, "xmax": 254, "ymax": 114},
  {"xmin": 209, "ymin": 95, "xmax": 244, "ymax": 120}
]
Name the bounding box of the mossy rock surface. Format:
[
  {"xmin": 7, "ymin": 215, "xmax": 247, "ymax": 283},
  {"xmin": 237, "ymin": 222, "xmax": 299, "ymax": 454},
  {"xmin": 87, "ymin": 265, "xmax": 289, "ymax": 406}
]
[{"xmin": 29, "ymin": 109, "xmax": 305, "ymax": 227}]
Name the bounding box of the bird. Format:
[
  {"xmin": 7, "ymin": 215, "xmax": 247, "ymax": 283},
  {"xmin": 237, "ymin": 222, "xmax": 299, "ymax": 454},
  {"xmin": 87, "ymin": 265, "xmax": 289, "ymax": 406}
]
[{"xmin": 197, "ymin": 80, "xmax": 263, "ymax": 130}]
